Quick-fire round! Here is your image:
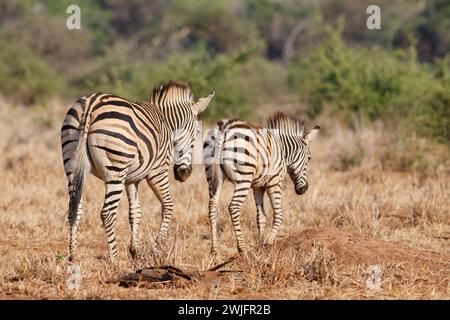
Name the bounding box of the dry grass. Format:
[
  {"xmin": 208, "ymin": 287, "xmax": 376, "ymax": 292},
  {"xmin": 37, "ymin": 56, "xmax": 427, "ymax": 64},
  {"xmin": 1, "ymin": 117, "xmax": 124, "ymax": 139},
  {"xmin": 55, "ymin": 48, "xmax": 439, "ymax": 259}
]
[{"xmin": 0, "ymin": 97, "xmax": 449, "ymax": 299}]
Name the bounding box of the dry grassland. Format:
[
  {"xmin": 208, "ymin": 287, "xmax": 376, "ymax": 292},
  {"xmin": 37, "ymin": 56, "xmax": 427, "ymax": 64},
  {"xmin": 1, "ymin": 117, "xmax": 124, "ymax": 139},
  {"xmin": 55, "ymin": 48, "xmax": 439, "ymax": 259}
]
[{"xmin": 0, "ymin": 98, "xmax": 449, "ymax": 299}]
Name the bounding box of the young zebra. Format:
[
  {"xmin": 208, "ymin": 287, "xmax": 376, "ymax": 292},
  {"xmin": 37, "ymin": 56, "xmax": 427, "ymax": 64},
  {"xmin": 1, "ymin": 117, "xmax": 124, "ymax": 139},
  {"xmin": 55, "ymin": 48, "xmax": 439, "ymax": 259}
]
[
  {"xmin": 203, "ymin": 112, "xmax": 319, "ymax": 256},
  {"xmin": 61, "ymin": 80, "xmax": 214, "ymax": 261}
]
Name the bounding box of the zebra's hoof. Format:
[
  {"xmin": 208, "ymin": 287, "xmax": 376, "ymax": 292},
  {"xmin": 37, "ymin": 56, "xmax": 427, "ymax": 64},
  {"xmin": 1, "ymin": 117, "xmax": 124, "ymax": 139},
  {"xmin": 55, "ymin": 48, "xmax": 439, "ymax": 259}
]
[
  {"xmin": 237, "ymin": 248, "xmax": 247, "ymax": 256},
  {"xmin": 208, "ymin": 256, "xmax": 219, "ymax": 269},
  {"xmin": 155, "ymin": 238, "xmax": 168, "ymax": 252},
  {"xmin": 108, "ymin": 257, "xmax": 118, "ymax": 266},
  {"xmin": 155, "ymin": 235, "xmax": 166, "ymax": 245},
  {"xmin": 129, "ymin": 246, "xmax": 139, "ymax": 260}
]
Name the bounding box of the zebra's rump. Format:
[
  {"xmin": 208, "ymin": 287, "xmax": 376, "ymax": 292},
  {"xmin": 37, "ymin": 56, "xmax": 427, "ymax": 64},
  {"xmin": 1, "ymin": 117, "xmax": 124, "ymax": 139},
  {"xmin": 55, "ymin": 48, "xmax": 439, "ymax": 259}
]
[
  {"xmin": 204, "ymin": 119, "xmax": 284, "ymax": 187},
  {"xmin": 61, "ymin": 93, "xmax": 170, "ymax": 184}
]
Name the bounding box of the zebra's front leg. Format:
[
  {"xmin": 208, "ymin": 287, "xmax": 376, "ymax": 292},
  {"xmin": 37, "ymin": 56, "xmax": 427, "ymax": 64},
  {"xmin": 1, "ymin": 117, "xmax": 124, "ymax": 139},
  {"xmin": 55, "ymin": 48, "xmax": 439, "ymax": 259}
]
[
  {"xmin": 147, "ymin": 170, "xmax": 173, "ymax": 247},
  {"xmin": 229, "ymin": 182, "xmax": 251, "ymax": 255},
  {"xmin": 253, "ymin": 188, "xmax": 267, "ymax": 246},
  {"xmin": 126, "ymin": 183, "xmax": 142, "ymax": 259},
  {"xmin": 101, "ymin": 181, "xmax": 125, "ymax": 261},
  {"xmin": 267, "ymin": 184, "xmax": 283, "ymax": 245},
  {"xmin": 68, "ymin": 200, "xmax": 83, "ymax": 262}
]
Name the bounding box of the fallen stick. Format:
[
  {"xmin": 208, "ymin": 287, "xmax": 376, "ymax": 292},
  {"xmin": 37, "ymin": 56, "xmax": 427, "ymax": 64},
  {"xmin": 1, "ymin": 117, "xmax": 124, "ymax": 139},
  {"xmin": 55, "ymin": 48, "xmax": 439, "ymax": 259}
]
[{"xmin": 208, "ymin": 255, "xmax": 240, "ymax": 272}]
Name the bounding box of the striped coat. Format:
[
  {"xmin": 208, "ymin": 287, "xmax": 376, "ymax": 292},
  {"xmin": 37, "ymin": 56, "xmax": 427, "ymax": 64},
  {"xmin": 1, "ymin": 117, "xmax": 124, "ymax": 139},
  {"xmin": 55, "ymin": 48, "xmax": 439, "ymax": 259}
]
[
  {"xmin": 61, "ymin": 81, "xmax": 214, "ymax": 261},
  {"xmin": 203, "ymin": 112, "xmax": 319, "ymax": 256}
]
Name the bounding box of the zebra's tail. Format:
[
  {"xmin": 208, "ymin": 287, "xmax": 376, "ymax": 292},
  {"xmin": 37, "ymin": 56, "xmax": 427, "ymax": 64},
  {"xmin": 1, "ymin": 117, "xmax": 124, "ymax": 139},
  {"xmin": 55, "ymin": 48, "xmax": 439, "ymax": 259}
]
[
  {"xmin": 208, "ymin": 124, "xmax": 225, "ymax": 192},
  {"xmin": 68, "ymin": 112, "xmax": 90, "ymax": 218}
]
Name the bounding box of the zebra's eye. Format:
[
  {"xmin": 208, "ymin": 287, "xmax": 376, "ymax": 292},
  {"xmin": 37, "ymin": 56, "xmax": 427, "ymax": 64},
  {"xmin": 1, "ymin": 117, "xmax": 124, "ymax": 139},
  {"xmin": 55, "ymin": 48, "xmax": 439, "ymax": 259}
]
[{"xmin": 308, "ymin": 156, "xmax": 312, "ymax": 161}]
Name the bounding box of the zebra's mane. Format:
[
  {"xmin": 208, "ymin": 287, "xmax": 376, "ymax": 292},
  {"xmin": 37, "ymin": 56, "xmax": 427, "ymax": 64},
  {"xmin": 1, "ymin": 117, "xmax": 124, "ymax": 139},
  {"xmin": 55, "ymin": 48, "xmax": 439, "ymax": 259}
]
[
  {"xmin": 266, "ymin": 112, "xmax": 305, "ymax": 137},
  {"xmin": 150, "ymin": 80, "xmax": 194, "ymax": 108}
]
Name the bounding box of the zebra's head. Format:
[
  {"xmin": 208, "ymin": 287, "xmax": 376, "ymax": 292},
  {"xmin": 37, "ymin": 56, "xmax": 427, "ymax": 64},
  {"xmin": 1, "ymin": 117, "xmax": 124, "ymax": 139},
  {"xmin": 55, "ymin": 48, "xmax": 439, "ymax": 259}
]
[
  {"xmin": 267, "ymin": 112, "xmax": 320, "ymax": 195},
  {"xmin": 150, "ymin": 80, "xmax": 215, "ymax": 182},
  {"xmin": 288, "ymin": 125, "xmax": 320, "ymax": 195}
]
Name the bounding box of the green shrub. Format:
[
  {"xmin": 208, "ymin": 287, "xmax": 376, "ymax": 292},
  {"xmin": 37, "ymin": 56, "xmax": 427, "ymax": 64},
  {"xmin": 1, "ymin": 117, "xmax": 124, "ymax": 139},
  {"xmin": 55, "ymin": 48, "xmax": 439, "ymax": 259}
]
[
  {"xmin": 410, "ymin": 56, "xmax": 450, "ymax": 144},
  {"xmin": 82, "ymin": 44, "xmax": 286, "ymax": 121},
  {"xmin": 19, "ymin": 0, "xmax": 112, "ymax": 52},
  {"xmin": 288, "ymin": 30, "xmax": 450, "ymax": 145},
  {"xmin": 0, "ymin": 41, "xmax": 65, "ymax": 104}
]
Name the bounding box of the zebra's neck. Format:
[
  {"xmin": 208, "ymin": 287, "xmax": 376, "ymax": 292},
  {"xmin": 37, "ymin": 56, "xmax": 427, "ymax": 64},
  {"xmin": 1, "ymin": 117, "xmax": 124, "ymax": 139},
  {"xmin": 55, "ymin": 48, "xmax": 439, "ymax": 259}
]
[
  {"xmin": 277, "ymin": 134, "xmax": 300, "ymax": 167},
  {"xmin": 157, "ymin": 105, "xmax": 188, "ymax": 131}
]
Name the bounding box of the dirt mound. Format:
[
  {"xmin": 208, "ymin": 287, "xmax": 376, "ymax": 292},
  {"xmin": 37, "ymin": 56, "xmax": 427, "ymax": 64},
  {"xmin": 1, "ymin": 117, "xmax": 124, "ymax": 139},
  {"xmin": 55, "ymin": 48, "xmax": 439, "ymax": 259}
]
[{"xmin": 280, "ymin": 228, "xmax": 450, "ymax": 269}]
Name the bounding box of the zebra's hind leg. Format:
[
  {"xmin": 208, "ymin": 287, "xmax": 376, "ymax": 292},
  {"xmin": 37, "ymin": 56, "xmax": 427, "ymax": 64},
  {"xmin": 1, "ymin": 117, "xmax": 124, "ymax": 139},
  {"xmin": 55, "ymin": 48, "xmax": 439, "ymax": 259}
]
[
  {"xmin": 147, "ymin": 170, "xmax": 173, "ymax": 248},
  {"xmin": 68, "ymin": 200, "xmax": 83, "ymax": 262},
  {"xmin": 207, "ymin": 167, "xmax": 224, "ymax": 259},
  {"xmin": 267, "ymin": 184, "xmax": 283, "ymax": 245},
  {"xmin": 126, "ymin": 183, "xmax": 141, "ymax": 259},
  {"xmin": 253, "ymin": 188, "xmax": 267, "ymax": 246},
  {"xmin": 101, "ymin": 180, "xmax": 125, "ymax": 261},
  {"xmin": 228, "ymin": 182, "xmax": 252, "ymax": 255}
]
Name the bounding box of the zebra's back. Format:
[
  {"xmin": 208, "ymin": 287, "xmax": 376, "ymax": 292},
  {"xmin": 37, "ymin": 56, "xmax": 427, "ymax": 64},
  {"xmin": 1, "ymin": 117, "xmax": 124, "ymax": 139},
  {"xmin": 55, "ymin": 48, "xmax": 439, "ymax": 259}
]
[
  {"xmin": 204, "ymin": 118, "xmax": 285, "ymax": 189},
  {"xmin": 61, "ymin": 93, "xmax": 170, "ymax": 185}
]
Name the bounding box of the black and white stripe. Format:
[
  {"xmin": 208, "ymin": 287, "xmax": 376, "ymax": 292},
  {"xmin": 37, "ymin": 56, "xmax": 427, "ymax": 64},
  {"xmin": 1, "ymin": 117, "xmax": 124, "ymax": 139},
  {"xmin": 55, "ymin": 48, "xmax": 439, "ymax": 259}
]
[
  {"xmin": 203, "ymin": 112, "xmax": 319, "ymax": 257},
  {"xmin": 61, "ymin": 80, "xmax": 214, "ymax": 261}
]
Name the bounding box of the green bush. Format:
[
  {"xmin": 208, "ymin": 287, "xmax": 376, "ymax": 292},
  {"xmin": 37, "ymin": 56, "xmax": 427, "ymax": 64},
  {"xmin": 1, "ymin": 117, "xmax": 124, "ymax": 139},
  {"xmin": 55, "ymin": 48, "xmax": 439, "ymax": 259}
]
[
  {"xmin": 19, "ymin": 0, "xmax": 112, "ymax": 52},
  {"xmin": 82, "ymin": 44, "xmax": 286, "ymax": 121},
  {"xmin": 1, "ymin": 0, "xmax": 448, "ymax": 145},
  {"xmin": 288, "ymin": 30, "xmax": 450, "ymax": 144},
  {"xmin": 0, "ymin": 41, "xmax": 65, "ymax": 104}
]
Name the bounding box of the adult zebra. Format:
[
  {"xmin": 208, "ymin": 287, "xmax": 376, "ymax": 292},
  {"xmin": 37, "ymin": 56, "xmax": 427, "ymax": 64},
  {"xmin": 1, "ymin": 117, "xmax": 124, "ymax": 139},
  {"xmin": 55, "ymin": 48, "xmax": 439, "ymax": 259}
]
[
  {"xmin": 61, "ymin": 80, "xmax": 214, "ymax": 261},
  {"xmin": 203, "ymin": 112, "xmax": 319, "ymax": 257}
]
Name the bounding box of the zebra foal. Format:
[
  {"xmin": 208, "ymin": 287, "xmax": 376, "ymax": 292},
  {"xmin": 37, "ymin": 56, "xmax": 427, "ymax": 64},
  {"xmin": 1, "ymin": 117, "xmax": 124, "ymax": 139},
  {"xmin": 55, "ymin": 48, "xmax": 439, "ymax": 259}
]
[
  {"xmin": 61, "ymin": 80, "xmax": 214, "ymax": 261},
  {"xmin": 203, "ymin": 112, "xmax": 320, "ymax": 256}
]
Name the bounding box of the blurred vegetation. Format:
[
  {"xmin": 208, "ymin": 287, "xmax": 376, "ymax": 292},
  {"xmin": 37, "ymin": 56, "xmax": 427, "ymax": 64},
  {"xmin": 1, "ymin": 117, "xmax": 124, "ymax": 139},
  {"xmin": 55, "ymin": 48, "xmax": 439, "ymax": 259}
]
[
  {"xmin": 288, "ymin": 26, "xmax": 450, "ymax": 143},
  {"xmin": 0, "ymin": 0, "xmax": 448, "ymax": 149}
]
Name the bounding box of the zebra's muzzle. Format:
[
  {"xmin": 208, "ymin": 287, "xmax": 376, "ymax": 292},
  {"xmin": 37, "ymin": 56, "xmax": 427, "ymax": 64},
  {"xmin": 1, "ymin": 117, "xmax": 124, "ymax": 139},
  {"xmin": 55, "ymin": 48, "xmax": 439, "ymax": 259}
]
[
  {"xmin": 174, "ymin": 164, "xmax": 193, "ymax": 182},
  {"xmin": 295, "ymin": 182, "xmax": 308, "ymax": 195}
]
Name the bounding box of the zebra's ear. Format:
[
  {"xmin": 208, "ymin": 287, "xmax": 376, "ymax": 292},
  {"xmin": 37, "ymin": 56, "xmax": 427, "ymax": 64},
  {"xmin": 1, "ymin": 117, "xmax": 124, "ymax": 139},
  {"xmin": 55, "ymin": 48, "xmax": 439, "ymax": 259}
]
[
  {"xmin": 193, "ymin": 92, "xmax": 215, "ymax": 115},
  {"xmin": 303, "ymin": 125, "xmax": 320, "ymax": 143}
]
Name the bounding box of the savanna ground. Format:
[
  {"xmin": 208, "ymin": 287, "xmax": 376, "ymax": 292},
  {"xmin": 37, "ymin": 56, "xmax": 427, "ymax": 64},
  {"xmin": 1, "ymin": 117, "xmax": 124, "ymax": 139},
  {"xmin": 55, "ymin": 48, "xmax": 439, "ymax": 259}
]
[{"xmin": 0, "ymin": 98, "xmax": 449, "ymax": 299}]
